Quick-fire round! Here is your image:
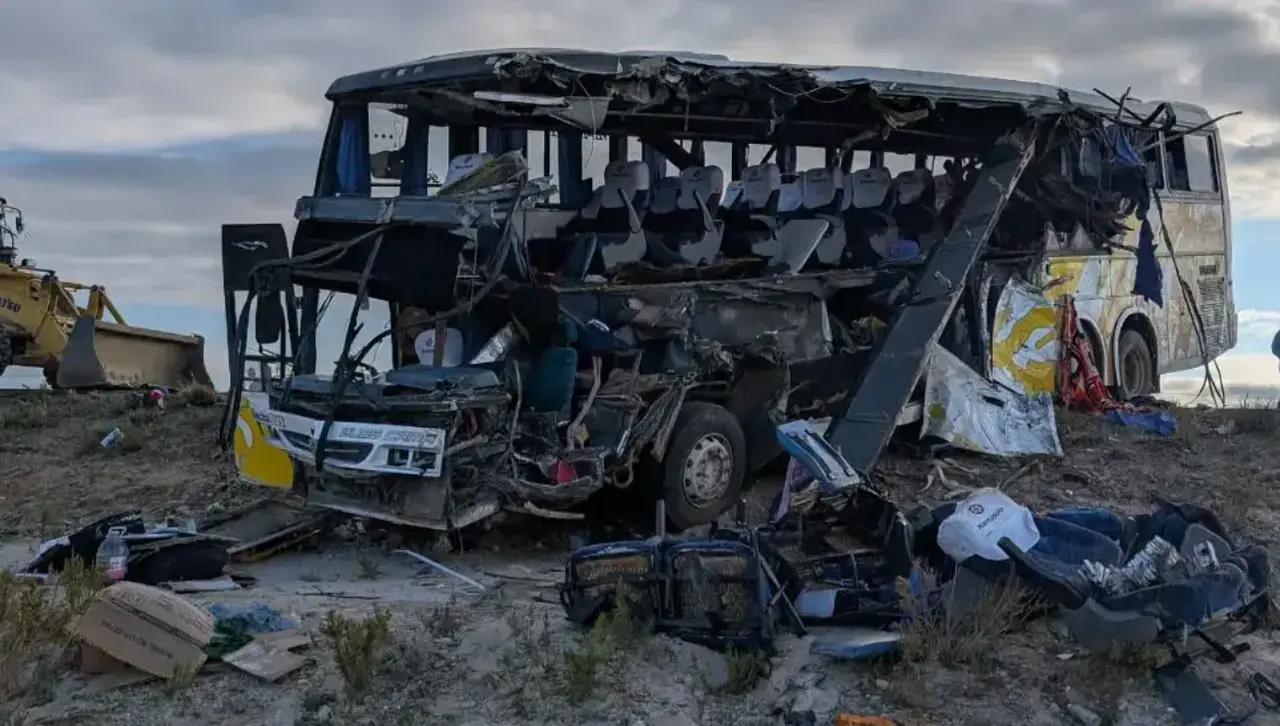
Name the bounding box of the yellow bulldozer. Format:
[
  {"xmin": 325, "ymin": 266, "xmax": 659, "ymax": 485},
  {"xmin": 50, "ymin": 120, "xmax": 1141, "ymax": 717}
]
[{"xmin": 0, "ymin": 198, "xmax": 213, "ymax": 389}]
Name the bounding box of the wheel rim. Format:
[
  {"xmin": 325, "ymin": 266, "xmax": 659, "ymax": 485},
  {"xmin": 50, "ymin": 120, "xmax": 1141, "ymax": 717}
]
[
  {"xmin": 682, "ymin": 433, "xmax": 733, "ymax": 510},
  {"xmin": 1122, "ymin": 347, "xmax": 1148, "ymax": 395}
]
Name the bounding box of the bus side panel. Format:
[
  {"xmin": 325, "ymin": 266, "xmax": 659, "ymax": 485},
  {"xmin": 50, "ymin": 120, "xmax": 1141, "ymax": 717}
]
[
  {"xmin": 1149, "ymin": 200, "xmax": 1232, "ymax": 374},
  {"xmin": 1041, "ymin": 196, "xmax": 1230, "ymax": 385}
]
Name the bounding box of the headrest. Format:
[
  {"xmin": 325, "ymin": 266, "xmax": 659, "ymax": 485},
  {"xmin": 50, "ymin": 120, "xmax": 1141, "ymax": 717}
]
[
  {"xmin": 851, "ymin": 168, "xmax": 893, "ymax": 209},
  {"xmin": 777, "ymin": 175, "xmax": 804, "ymax": 213},
  {"xmin": 741, "ymin": 163, "xmax": 782, "ymax": 208},
  {"xmin": 677, "ymin": 165, "xmax": 725, "ymax": 210},
  {"xmin": 445, "ymin": 153, "xmax": 493, "ymax": 185},
  {"xmin": 801, "ymin": 168, "xmax": 840, "ymax": 209},
  {"xmin": 649, "ymin": 177, "xmax": 682, "ymax": 214},
  {"xmin": 603, "ymin": 159, "xmax": 650, "ymax": 193},
  {"xmin": 895, "ymin": 169, "xmax": 933, "ymax": 205}
]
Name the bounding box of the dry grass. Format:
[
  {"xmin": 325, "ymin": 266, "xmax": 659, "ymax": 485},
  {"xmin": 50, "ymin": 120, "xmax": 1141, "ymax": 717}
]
[
  {"xmin": 320, "ymin": 609, "xmax": 394, "ymax": 698},
  {"xmin": 356, "ymin": 550, "xmax": 384, "ymax": 581},
  {"xmin": 561, "ymin": 591, "xmax": 648, "ymax": 705},
  {"xmin": 175, "ymin": 382, "xmax": 219, "ymax": 408},
  {"xmin": 419, "ymin": 598, "xmax": 463, "ymax": 639},
  {"xmin": 896, "ymin": 568, "xmax": 1038, "ymax": 668},
  {"xmin": 0, "ymin": 397, "xmax": 51, "ymax": 430},
  {"xmin": 489, "ymin": 589, "xmax": 651, "ymax": 717},
  {"xmin": 0, "ymin": 390, "xmax": 252, "ymax": 540},
  {"xmin": 1218, "ymin": 404, "xmax": 1280, "ymax": 435},
  {"xmin": 1069, "ymin": 644, "xmax": 1164, "ymax": 721},
  {"xmin": 716, "ymin": 648, "xmax": 769, "ymax": 695},
  {"xmin": 0, "ymin": 559, "xmax": 100, "ymax": 707}
]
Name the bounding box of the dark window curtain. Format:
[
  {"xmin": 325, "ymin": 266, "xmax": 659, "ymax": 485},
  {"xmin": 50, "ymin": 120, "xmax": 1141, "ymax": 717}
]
[
  {"xmin": 558, "ymin": 131, "xmax": 586, "ymax": 207},
  {"xmin": 485, "ymin": 127, "xmax": 527, "ymax": 157},
  {"xmin": 335, "ymin": 104, "xmax": 371, "ymax": 196},
  {"xmin": 400, "ymin": 117, "xmax": 431, "ymax": 196}
]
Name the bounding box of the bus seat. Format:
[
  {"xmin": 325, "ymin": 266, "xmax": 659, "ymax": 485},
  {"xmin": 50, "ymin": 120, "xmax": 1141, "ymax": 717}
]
[
  {"xmin": 561, "ymin": 160, "xmax": 651, "ymax": 279},
  {"xmin": 750, "ymin": 168, "xmax": 843, "ymax": 273},
  {"xmin": 722, "ymin": 163, "xmax": 783, "ymax": 258},
  {"xmin": 794, "ymin": 167, "xmax": 848, "ymax": 269},
  {"xmin": 641, "ymin": 177, "xmax": 687, "ymax": 266},
  {"xmin": 739, "ymin": 163, "xmax": 781, "ymax": 214},
  {"xmin": 751, "ymin": 172, "xmax": 809, "ymax": 266},
  {"xmin": 777, "ymin": 174, "xmax": 805, "ymax": 215},
  {"xmin": 892, "ymin": 169, "xmax": 938, "ymax": 251},
  {"xmin": 644, "ymin": 166, "xmax": 727, "ymax": 266},
  {"xmin": 444, "ymin": 152, "xmax": 493, "ymax": 186},
  {"xmin": 849, "ymin": 167, "xmax": 893, "ymax": 210},
  {"xmin": 580, "ymin": 159, "xmax": 650, "ymax": 234},
  {"xmin": 670, "ymin": 165, "xmax": 726, "ymax": 264},
  {"xmin": 845, "ymin": 168, "xmax": 899, "ymax": 267}
]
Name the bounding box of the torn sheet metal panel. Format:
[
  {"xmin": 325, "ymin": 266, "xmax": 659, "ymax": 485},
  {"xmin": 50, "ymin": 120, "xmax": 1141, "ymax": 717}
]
[
  {"xmin": 328, "ymin": 49, "xmax": 1208, "ymax": 128},
  {"xmin": 557, "ymin": 283, "xmax": 832, "ymax": 362},
  {"xmin": 991, "ymin": 278, "xmax": 1059, "ymax": 396},
  {"xmin": 923, "ymin": 346, "xmax": 1063, "ymax": 457}
]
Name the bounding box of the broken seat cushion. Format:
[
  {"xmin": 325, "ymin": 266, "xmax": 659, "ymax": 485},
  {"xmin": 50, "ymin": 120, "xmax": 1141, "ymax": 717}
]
[
  {"xmin": 561, "ymin": 535, "xmax": 777, "ymax": 651},
  {"xmin": 938, "ymin": 497, "xmax": 1268, "ymax": 630}
]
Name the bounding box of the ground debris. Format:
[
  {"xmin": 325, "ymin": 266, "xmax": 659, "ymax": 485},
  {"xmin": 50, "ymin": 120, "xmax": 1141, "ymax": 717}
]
[{"xmin": 2, "ymin": 394, "xmax": 1279, "ymax": 725}]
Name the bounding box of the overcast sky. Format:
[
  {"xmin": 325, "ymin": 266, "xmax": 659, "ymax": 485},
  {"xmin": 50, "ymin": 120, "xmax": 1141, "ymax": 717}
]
[{"xmin": 2, "ymin": 0, "xmax": 1280, "ymax": 398}]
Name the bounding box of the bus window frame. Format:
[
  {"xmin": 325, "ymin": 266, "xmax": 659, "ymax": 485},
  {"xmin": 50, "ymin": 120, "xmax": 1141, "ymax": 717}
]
[{"xmin": 1160, "ymin": 130, "xmax": 1222, "ymax": 202}]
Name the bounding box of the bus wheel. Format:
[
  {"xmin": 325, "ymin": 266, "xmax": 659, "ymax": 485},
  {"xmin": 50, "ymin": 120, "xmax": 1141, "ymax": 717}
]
[
  {"xmin": 660, "ymin": 402, "xmax": 746, "ymax": 531},
  {"xmin": 1117, "ymin": 329, "xmax": 1154, "ymax": 400}
]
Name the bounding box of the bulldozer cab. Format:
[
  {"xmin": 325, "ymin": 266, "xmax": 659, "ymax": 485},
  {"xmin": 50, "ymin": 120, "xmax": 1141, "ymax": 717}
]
[{"xmin": 0, "ymin": 198, "xmax": 23, "ymax": 267}]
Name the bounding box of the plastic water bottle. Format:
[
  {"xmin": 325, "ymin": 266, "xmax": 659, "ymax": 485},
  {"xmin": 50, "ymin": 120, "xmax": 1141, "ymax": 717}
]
[
  {"xmin": 99, "ymin": 428, "xmax": 123, "ymax": 448},
  {"xmin": 95, "ymin": 527, "xmax": 129, "ymax": 584}
]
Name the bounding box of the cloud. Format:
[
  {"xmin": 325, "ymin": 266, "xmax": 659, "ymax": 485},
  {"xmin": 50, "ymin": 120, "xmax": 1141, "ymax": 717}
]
[
  {"xmin": 5, "ymin": 0, "xmax": 1280, "ymax": 309},
  {"xmin": 0, "ymin": 138, "xmax": 318, "ymax": 305},
  {"xmin": 1236, "ymin": 308, "xmax": 1280, "ymax": 342}
]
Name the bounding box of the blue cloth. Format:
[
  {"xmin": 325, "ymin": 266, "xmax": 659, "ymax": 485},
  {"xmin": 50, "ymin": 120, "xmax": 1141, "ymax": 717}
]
[
  {"xmin": 1014, "ymin": 506, "xmax": 1248, "ymax": 628},
  {"xmin": 1271, "ymin": 330, "xmax": 1280, "ymax": 360},
  {"xmin": 887, "ymin": 238, "xmax": 920, "ymax": 260},
  {"xmin": 206, "ymin": 602, "xmax": 296, "ymax": 634},
  {"xmin": 1107, "ymin": 125, "xmax": 1146, "ymax": 168},
  {"xmin": 1132, "ymin": 217, "xmax": 1163, "ymax": 307},
  {"xmin": 1103, "ymin": 408, "xmax": 1177, "ymax": 436}
]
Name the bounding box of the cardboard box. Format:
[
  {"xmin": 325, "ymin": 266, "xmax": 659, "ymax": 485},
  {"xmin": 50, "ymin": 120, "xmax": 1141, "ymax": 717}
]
[
  {"xmin": 79, "ymin": 644, "xmax": 126, "ymax": 675},
  {"xmin": 76, "ymin": 581, "xmax": 215, "ymax": 679}
]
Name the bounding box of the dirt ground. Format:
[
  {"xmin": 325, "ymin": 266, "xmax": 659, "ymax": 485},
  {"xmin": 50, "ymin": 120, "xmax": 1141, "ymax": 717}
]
[{"xmin": 3, "ymin": 390, "xmax": 1280, "ymax": 726}]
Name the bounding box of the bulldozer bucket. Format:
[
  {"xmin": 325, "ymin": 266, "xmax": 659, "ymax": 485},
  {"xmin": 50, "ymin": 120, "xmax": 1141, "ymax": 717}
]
[{"xmin": 56, "ymin": 315, "xmax": 214, "ymax": 390}]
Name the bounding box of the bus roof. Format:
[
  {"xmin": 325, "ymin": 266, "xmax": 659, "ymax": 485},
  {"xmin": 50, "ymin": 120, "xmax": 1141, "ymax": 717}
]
[{"xmin": 326, "ymin": 48, "xmax": 1216, "ymax": 130}]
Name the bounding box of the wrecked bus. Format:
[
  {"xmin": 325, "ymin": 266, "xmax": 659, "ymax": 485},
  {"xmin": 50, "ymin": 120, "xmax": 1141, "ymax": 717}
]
[{"xmin": 219, "ymin": 49, "xmax": 1232, "ymax": 531}]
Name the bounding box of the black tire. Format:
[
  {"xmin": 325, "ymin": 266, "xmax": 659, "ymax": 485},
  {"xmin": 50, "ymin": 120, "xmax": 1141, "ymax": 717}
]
[
  {"xmin": 0, "ymin": 333, "xmax": 11, "ymax": 378},
  {"xmin": 660, "ymin": 401, "xmax": 747, "ymax": 531},
  {"xmin": 1116, "ymin": 329, "xmax": 1155, "ymax": 400}
]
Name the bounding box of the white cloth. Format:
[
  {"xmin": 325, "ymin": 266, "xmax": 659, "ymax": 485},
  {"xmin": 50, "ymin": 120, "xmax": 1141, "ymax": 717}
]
[{"xmin": 937, "ymin": 489, "xmax": 1041, "ymax": 562}]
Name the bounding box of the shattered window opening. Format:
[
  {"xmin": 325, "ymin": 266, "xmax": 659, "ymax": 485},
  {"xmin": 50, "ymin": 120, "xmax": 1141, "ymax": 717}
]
[
  {"xmin": 1165, "ymin": 133, "xmax": 1219, "ymax": 195},
  {"xmin": 882, "ymin": 152, "xmax": 916, "ymax": 177}
]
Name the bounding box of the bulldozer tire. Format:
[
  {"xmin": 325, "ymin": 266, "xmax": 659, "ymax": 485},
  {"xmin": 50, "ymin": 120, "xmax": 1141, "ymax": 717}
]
[{"xmin": 0, "ymin": 333, "xmax": 12, "ymax": 378}]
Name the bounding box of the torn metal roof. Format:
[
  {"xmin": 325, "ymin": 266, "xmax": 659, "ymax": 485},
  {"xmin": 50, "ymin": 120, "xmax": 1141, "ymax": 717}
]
[{"xmin": 325, "ymin": 48, "xmax": 1214, "ymax": 129}]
